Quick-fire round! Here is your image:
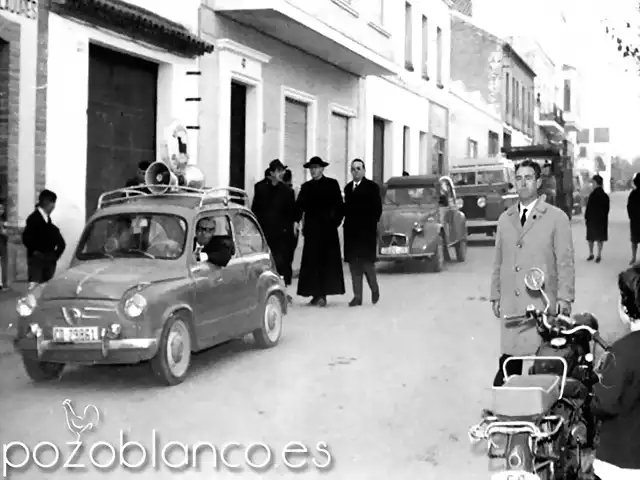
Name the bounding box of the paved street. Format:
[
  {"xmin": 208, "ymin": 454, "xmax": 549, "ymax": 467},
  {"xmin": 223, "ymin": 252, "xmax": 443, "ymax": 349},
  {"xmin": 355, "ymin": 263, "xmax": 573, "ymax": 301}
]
[{"xmin": 0, "ymin": 192, "xmax": 633, "ymax": 480}]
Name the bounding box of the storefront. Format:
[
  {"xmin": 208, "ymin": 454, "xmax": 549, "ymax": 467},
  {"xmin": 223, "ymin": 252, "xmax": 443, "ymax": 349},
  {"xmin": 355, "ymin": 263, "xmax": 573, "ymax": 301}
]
[{"xmin": 39, "ymin": 0, "xmax": 213, "ymax": 270}]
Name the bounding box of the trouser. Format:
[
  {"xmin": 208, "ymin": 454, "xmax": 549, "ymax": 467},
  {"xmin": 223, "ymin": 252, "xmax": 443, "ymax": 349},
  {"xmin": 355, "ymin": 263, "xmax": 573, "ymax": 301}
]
[
  {"xmin": 272, "ymin": 246, "xmax": 292, "ymax": 286},
  {"xmin": 493, "ymin": 354, "xmax": 523, "ymax": 387},
  {"xmin": 349, "ymin": 259, "xmax": 379, "ymax": 300},
  {"xmin": 27, "ymin": 255, "xmax": 56, "ymax": 285}
]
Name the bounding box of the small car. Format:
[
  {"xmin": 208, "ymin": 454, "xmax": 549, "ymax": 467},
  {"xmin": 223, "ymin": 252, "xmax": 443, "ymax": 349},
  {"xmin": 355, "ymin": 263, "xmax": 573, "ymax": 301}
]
[
  {"xmin": 13, "ymin": 186, "xmax": 287, "ymax": 386},
  {"xmin": 450, "ymin": 157, "xmax": 518, "ymax": 237},
  {"xmin": 378, "ymin": 175, "xmax": 467, "ymax": 271}
]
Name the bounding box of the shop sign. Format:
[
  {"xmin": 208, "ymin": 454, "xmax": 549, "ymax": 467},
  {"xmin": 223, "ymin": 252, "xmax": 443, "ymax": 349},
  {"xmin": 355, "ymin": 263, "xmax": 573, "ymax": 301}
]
[{"xmin": 0, "ymin": 0, "xmax": 37, "ymax": 19}]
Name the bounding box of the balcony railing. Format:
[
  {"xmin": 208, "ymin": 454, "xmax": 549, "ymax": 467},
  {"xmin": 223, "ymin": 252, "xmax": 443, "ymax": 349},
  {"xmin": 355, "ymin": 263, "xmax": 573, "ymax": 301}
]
[{"xmin": 539, "ymin": 103, "xmax": 565, "ymax": 127}]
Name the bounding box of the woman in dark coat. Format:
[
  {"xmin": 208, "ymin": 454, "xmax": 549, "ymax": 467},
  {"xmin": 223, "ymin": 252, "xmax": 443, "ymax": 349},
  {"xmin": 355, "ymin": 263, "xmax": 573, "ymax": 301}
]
[
  {"xmin": 627, "ymin": 173, "xmax": 640, "ymax": 264},
  {"xmin": 295, "ymin": 156, "xmax": 345, "ymax": 307},
  {"xmin": 585, "ymin": 174, "xmax": 610, "ymax": 263}
]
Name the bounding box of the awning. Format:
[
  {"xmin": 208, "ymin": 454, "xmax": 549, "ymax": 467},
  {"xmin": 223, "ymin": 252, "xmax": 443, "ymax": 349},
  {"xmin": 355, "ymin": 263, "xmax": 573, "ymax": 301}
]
[
  {"xmin": 50, "ymin": 0, "xmax": 215, "ymax": 58},
  {"xmin": 213, "ymin": 0, "xmax": 399, "ymax": 76}
]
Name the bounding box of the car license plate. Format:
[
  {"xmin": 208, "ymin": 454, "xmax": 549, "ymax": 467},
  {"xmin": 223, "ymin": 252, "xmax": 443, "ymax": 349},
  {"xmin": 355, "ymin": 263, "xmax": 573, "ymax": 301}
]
[
  {"xmin": 490, "ymin": 472, "xmax": 541, "ymax": 480},
  {"xmin": 381, "ymin": 246, "xmax": 409, "ymax": 255},
  {"xmin": 52, "ymin": 327, "xmax": 100, "ymax": 343}
]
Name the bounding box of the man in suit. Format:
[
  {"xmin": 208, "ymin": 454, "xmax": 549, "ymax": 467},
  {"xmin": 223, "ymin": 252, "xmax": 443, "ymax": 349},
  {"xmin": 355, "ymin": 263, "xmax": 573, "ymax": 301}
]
[
  {"xmin": 22, "ymin": 189, "xmax": 66, "ymax": 289},
  {"xmin": 490, "ymin": 159, "xmax": 575, "ymax": 386},
  {"xmin": 251, "ymin": 159, "xmax": 297, "ymax": 296},
  {"xmin": 193, "ymin": 216, "xmax": 234, "ymax": 267},
  {"xmin": 343, "ymin": 159, "xmax": 382, "ymax": 307}
]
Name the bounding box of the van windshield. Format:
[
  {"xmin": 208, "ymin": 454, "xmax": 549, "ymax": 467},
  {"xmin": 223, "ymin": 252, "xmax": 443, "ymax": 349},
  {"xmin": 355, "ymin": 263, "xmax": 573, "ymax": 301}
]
[{"xmin": 452, "ymin": 169, "xmax": 506, "ymax": 186}]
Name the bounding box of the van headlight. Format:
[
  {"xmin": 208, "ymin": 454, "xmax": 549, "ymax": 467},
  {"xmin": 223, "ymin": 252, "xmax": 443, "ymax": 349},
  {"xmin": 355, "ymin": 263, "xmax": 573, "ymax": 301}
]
[
  {"xmin": 123, "ymin": 293, "xmax": 147, "ymax": 318},
  {"xmin": 16, "ymin": 293, "xmax": 37, "ymax": 317}
]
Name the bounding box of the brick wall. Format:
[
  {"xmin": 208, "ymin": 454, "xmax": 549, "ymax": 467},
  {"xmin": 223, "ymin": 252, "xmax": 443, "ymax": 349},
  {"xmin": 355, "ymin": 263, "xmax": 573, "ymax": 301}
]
[{"xmin": 450, "ymin": 16, "xmax": 503, "ymax": 109}]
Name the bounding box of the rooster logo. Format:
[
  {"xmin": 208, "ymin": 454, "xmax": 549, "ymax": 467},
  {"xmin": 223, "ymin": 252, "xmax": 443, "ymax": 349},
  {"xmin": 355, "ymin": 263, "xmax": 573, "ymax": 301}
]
[{"xmin": 62, "ymin": 399, "xmax": 100, "ymax": 441}]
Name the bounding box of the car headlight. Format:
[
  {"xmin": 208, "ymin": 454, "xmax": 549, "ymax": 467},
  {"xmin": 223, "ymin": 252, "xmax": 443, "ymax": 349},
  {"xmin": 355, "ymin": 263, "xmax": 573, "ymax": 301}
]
[
  {"xmin": 477, "ymin": 197, "xmax": 487, "ymax": 208},
  {"xmin": 413, "ymin": 222, "xmax": 424, "ymax": 233},
  {"xmin": 124, "ymin": 293, "xmax": 147, "ymax": 318},
  {"xmin": 16, "ymin": 293, "xmax": 38, "ymax": 317},
  {"xmin": 456, "ymin": 198, "xmax": 464, "ymax": 209}
]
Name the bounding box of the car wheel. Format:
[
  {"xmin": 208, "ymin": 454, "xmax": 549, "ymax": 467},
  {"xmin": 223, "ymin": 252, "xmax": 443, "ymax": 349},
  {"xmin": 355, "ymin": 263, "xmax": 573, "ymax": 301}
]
[
  {"xmin": 150, "ymin": 313, "xmax": 192, "ymax": 386},
  {"xmin": 430, "ymin": 235, "xmax": 445, "ymax": 272},
  {"xmin": 253, "ymin": 294, "xmax": 283, "ymax": 349},
  {"xmin": 455, "ymin": 238, "xmax": 467, "ymax": 262},
  {"xmin": 22, "ymin": 356, "xmax": 65, "ymax": 382}
]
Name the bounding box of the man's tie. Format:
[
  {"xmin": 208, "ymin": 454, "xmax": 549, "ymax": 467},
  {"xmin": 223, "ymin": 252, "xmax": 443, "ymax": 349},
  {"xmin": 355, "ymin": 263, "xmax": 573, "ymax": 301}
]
[{"xmin": 520, "ymin": 208, "xmax": 527, "ymax": 227}]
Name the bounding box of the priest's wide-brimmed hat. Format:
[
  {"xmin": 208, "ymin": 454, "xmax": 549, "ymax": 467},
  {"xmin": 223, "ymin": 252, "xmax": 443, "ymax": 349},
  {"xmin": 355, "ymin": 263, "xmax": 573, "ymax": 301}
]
[
  {"xmin": 268, "ymin": 159, "xmax": 287, "ymax": 171},
  {"xmin": 303, "ymin": 156, "xmax": 329, "ymax": 168}
]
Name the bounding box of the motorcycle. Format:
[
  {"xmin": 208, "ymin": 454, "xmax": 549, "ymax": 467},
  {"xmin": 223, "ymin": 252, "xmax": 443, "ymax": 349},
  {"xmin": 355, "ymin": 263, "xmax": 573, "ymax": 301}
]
[{"xmin": 468, "ymin": 267, "xmax": 610, "ymax": 480}]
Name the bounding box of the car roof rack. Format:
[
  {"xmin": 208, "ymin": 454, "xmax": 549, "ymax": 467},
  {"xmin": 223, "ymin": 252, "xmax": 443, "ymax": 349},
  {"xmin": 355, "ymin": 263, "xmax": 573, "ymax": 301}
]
[{"xmin": 96, "ymin": 185, "xmax": 249, "ymax": 210}]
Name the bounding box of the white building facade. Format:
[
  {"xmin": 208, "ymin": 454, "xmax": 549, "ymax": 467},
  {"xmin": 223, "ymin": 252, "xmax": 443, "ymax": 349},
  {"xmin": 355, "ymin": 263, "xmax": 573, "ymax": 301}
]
[
  {"xmin": 363, "ymin": 0, "xmax": 451, "ymax": 179},
  {"xmin": 39, "ymin": 0, "xmax": 214, "ymax": 271},
  {"xmin": 448, "ymin": 80, "xmax": 503, "ymax": 163}
]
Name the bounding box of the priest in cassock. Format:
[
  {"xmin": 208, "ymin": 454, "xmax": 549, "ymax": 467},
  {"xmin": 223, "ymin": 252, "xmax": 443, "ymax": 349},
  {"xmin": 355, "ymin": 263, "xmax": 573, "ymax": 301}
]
[{"xmin": 295, "ymin": 156, "xmax": 345, "ymax": 306}]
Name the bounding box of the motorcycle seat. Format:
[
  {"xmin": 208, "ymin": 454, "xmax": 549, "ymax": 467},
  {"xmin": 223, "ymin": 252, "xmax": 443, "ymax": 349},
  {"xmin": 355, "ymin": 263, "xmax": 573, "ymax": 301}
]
[{"xmin": 491, "ymin": 374, "xmax": 562, "ymax": 417}]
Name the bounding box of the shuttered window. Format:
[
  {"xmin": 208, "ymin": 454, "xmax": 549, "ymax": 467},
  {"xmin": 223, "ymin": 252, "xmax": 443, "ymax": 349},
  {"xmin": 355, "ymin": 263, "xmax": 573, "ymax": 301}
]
[
  {"xmin": 329, "ymin": 113, "xmax": 349, "ymax": 189},
  {"xmin": 283, "ymin": 99, "xmax": 308, "ymax": 190}
]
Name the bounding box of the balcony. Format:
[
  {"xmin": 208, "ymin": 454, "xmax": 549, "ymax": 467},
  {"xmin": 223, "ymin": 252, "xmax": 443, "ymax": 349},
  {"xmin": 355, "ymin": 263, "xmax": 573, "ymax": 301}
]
[
  {"xmin": 537, "ymin": 103, "xmax": 565, "ymax": 136},
  {"xmin": 210, "ymin": 0, "xmax": 399, "ymax": 76},
  {"xmin": 563, "ymin": 109, "xmax": 580, "ymax": 132}
]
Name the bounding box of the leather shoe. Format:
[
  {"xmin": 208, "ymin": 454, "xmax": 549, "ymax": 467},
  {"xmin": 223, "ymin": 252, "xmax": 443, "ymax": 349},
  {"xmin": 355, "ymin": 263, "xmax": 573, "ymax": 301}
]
[
  {"xmin": 372, "ymin": 291, "xmax": 380, "ymax": 304},
  {"xmin": 349, "ymin": 298, "xmax": 362, "ymax": 307}
]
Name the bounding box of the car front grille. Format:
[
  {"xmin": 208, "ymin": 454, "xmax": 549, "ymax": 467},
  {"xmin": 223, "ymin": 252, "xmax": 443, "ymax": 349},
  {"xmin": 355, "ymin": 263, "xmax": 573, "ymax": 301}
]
[
  {"xmin": 379, "ymin": 233, "xmax": 408, "ymax": 247},
  {"xmin": 462, "ymin": 196, "xmax": 486, "ymax": 219}
]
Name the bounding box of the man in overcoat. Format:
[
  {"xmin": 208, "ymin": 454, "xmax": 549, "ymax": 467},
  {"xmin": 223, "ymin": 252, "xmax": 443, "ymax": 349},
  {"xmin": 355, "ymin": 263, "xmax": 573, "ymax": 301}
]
[
  {"xmin": 295, "ymin": 156, "xmax": 345, "ymax": 307},
  {"xmin": 343, "ymin": 159, "xmax": 382, "ymax": 306},
  {"xmin": 490, "ymin": 160, "xmax": 575, "ymax": 386},
  {"xmin": 251, "ymin": 159, "xmax": 297, "ymax": 293}
]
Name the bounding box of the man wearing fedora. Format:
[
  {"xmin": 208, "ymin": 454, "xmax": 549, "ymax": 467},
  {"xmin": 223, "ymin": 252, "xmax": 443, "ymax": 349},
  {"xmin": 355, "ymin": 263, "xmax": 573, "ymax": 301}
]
[
  {"xmin": 252, "ymin": 159, "xmax": 297, "ymax": 298},
  {"xmin": 295, "ymin": 156, "xmax": 345, "ymax": 306}
]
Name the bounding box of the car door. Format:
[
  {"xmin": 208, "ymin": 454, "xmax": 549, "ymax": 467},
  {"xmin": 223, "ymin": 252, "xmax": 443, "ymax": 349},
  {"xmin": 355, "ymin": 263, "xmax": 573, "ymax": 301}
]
[
  {"xmin": 190, "ymin": 212, "xmax": 243, "ymax": 343},
  {"xmin": 231, "ymin": 211, "xmax": 271, "ymax": 334}
]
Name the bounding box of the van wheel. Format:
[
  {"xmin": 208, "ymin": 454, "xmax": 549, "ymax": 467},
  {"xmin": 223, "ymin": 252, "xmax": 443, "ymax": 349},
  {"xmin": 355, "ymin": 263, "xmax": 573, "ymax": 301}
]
[
  {"xmin": 431, "ymin": 236, "xmax": 445, "ymax": 272},
  {"xmin": 455, "ymin": 239, "xmax": 467, "ymax": 262},
  {"xmin": 253, "ymin": 294, "xmax": 283, "ymax": 348},
  {"xmin": 22, "ymin": 356, "xmax": 65, "ymax": 382},
  {"xmin": 150, "ymin": 313, "xmax": 192, "ymax": 386}
]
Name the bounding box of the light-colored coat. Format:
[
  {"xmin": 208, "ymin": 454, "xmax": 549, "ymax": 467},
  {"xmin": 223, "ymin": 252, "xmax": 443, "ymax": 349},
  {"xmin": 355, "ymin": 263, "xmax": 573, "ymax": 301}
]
[{"xmin": 490, "ymin": 198, "xmax": 575, "ymax": 355}]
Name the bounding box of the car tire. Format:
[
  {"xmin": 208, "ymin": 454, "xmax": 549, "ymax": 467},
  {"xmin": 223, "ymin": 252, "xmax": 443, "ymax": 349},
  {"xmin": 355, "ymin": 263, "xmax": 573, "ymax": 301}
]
[
  {"xmin": 150, "ymin": 313, "xmax": 192, "ymax": 386},
  {"xmin": 430, "ymin": 235, "xmax": 445, "ymax": 272},
  {"xmin": 455, "ymin": 238, "xmax": 467, "ymax": 262},
  {"xmin": 22, "ymin": 356, "xmax": 65, "ymax": 382},
  {"xmin": 253, "ymin": 294, "xmax": 284, "ymax": 349}
]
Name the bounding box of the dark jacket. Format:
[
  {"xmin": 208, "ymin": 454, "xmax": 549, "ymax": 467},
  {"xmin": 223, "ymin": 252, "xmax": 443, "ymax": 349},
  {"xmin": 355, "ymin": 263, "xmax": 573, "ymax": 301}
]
[
  {"xmin": 251, "ymin": 179, "xmax": 296, "ymax": 249},
  {"xmin": 627, "ymin": 189, "xmax": 640, "ymax": 243},
  {"xmin": 198, "ymin": 235, "xmax": 235, "ymax": 268},
  {"xmin": 585, "ymin": 186, "xmax": 610, "ymax": 242},
  {"xmin": 343, "ymin": 178, "xmax": 382, "ymax": 263},
  {"xmin": 592, "ymin": 329, "xmax": 640, "ymax": 469},
  {"xmin": 22, "ymin": 209, "xmax": 66, "ymax": 261}
]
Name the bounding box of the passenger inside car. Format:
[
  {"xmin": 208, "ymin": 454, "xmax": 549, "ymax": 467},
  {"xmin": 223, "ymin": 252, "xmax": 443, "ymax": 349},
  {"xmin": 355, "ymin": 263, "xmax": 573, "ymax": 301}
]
[
  {"xmin": 105, "ymin": 216, "xmax": 135, "ymax": 253},
  {"xmin": 193, "ymin": 216, "xmax": 235, "ymax": 267}
]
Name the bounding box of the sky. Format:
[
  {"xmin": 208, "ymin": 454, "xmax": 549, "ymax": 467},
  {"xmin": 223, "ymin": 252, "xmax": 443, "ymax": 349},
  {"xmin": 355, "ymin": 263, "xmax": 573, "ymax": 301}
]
[{"xmin": 469, "ymin": 0, "xmax": 640, "ymax": 158}]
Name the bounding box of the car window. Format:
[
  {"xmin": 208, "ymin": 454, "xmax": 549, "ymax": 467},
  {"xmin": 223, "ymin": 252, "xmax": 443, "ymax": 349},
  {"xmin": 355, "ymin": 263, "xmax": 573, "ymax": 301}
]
[
  {"xmin": 384, "ymin": 186, "xmax": 438, "ymax": 205},
  {"xmin": 232, "ymin": 213, "xmax": 266, "ymax": 256},
  {"xmin": 77, "ymin": 214, "xmax": 187, "ymax": 260},
  {"xmin": 192, "ymin": 213, "xmax": 235, "ymax": 260},
  {"xmin": 452, "ymin": 171, "xmax": 476, "ymax": 186}
]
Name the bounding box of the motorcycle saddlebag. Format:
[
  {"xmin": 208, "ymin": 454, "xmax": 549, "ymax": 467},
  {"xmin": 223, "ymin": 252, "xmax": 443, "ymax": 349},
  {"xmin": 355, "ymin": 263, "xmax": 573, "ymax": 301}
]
[{"xmin": 491, "ymin": 374, "xmax": 562, "ymax": 417}]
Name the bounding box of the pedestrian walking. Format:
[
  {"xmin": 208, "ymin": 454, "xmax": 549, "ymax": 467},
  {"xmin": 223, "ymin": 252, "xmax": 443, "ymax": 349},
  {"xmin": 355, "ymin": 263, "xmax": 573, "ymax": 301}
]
[
  {"xmin": 343, "ymin": 159, "xmax": 382, "ymax": 307},
  {"xmin": 295, "ymin": 156, "xmax": 345, "ymax": 307},
  {"xmin": 22, "ymin": 190, "xmax": 66, "ymax": 289},
  {"xmin": 585, "ymin": 174, "xmax": 610, "ymax": 263},
  {"xmin": 627, "ymin": 173, "xmax": 640, "ymax": 264},
  {"xmin": 282, "ymin": 168, "xmax": 299, "ymax": 288},
  {"xmin": 490, "ymin": 159, "xmax": 575, "ymax": 386},
  {"xmin": 251, "ymin": 159, "xmax": 297, "ymax": 298}
]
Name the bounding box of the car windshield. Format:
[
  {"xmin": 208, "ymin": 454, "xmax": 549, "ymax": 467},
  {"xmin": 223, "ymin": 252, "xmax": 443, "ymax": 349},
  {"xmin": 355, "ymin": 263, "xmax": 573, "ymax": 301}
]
[
  {"xmin": 76, "ymin": 213, "xmax": 188, "ymax": 260},
  {"xmin": 452, "ymin": 169, "xmax": 505, "ymax": 185},
  {"xmin": 384, "ymin": 186, "xmax": 439, "ymax": 205}
]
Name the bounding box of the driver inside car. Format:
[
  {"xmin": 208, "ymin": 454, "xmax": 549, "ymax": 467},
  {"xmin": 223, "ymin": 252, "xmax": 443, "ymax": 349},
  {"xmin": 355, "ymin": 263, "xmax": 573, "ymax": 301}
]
[
  {"xmin": 193, "ymin": 216, "xmax": 235, "ymax": 268},
  {"xmin": 590, "ymin": 265, "xmax": 640, "ymax": 479},
  {"xmin": 105, "ymin": 216, "xmax": 135, "ymax": 253}
]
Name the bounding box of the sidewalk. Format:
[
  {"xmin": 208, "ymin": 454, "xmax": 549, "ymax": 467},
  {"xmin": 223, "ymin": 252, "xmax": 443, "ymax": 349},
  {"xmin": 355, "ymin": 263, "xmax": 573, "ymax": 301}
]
[{"xmin": 0, "ymin": 282, "xmax": 29, "ymax": 356}]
